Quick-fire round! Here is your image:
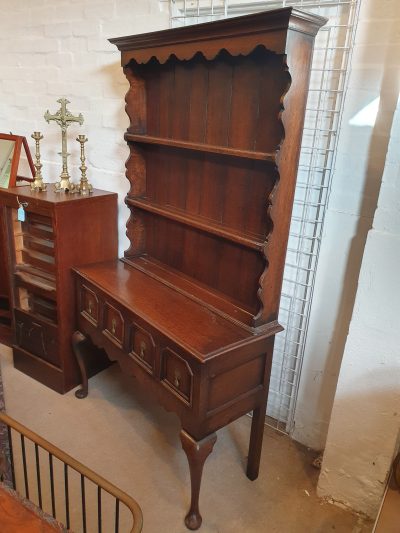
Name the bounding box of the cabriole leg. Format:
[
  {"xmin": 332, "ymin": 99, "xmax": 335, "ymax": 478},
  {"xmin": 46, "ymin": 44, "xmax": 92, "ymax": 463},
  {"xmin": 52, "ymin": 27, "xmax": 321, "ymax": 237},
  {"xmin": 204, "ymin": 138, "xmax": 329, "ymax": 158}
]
[
  {"xmin": 72, "ymin": 331, "xmax": 89, "ymax": 399},
  {"xmin": 180, "ymin": 430, "xmax": 217, "ymax": 530}
]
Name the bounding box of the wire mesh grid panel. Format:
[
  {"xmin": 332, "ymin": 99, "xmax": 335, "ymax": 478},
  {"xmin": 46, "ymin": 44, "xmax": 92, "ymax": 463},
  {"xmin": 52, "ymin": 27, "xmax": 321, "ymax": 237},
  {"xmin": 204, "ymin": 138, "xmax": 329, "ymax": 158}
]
[{"xmin": 170, "ymin": 0, "xmax": 360, "ymax": 432}]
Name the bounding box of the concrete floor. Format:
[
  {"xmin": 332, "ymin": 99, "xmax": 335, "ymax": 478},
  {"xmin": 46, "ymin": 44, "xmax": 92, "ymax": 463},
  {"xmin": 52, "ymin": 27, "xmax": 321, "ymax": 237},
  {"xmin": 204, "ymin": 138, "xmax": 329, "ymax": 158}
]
[{"xmin": 0, "ymin": 344, "xmax": 373, "ymax": 533}]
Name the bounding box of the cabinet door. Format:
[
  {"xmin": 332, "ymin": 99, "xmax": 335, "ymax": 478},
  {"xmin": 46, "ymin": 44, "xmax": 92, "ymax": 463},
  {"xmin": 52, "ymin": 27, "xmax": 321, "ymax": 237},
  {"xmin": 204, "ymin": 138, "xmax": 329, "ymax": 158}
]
[{"xmin": 15, "ymin": 309, "xmax": 59, "ymax": 366}]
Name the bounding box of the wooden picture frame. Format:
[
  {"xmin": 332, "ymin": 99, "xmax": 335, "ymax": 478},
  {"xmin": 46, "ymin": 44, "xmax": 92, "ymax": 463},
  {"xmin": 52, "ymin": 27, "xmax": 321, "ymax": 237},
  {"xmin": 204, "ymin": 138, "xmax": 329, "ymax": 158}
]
[
  {"xmin": 0, "ymin": 133, "xmax": 35, "ymax": 345},
  {"xmin": 0, "ymin": 133, "xmax": 35, "ymax": 188}
]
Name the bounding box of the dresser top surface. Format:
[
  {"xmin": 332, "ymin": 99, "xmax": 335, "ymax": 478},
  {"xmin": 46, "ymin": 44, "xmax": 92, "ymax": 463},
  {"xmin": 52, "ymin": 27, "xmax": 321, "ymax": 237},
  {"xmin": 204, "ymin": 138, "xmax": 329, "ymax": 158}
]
[
  {"xmin": 109, "ymin": 7, "xmax": 327, "ymax": 50},
  {"xmin": 74, "ymin": 260, "xmax": 279, "ymax": 360},
  {"xmin": 110, "ymin": 8, "xmax": 326, "ymax": 66},
  {"xmin": 0, "ymin": 186, "xmax": 117, "ymax": 205}
]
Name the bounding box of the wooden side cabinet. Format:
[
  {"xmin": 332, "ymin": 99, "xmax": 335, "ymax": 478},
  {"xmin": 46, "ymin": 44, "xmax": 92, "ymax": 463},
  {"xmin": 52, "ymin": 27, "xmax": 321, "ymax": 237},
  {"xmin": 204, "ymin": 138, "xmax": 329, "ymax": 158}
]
[{"xmin": 0, "ymin": 186, "xmax": 118, "ymax": 393}]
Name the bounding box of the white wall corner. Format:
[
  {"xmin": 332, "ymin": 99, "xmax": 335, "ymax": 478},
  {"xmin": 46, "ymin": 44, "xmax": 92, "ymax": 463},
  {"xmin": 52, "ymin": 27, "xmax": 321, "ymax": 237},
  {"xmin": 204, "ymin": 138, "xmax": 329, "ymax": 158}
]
[
  {"xmin": 293, "ymin": 0, "xmax": 400, "ymax": 452},
  {"xmin": 317, "ymin": 91, "xmax": 400, "ymax": 517}
]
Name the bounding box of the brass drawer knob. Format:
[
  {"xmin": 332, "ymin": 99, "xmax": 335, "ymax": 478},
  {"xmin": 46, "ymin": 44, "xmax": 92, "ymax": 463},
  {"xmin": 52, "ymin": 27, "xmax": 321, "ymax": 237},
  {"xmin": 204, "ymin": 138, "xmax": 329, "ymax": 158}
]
[
  {"xmin": 174, "ymin": 370, "xmax": 181, "ymax": 389},
  {"xmin": 88, "ymin": 300, "xmax": 93, "ymax": 315},
  {"xmin": 111, "ymin": 318, "xmax": 117, "ymax": 335},
  {"xmin": 139, "ymin": 340, "xmax": 146, "ymax": 359}
]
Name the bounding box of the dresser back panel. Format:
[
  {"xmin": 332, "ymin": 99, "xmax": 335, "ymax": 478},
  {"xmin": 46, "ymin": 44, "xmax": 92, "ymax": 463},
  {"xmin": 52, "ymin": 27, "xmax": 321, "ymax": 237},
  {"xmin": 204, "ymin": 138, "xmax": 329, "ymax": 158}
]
[
  {"xmin": 123, "ymin": 46, "xmax": 289, "ymax": 321},
  {"xmin": 143, "ymin": 213, "xmax": 263, "ymax": 313},
  {"xmin": 139, "ymin": 47, "xmax": 287, "ymax": 152},
  {"xmin": 144, "ymin": 146, "xmax": 275, "ymax": 238}
]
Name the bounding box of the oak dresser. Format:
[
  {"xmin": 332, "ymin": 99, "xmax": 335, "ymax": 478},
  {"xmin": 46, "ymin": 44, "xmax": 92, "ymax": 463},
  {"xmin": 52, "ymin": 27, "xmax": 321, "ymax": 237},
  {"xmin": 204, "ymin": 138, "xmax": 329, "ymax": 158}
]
[{"xmin": 72, "ymin": 8, "xmax": 326, "ymax": 529}]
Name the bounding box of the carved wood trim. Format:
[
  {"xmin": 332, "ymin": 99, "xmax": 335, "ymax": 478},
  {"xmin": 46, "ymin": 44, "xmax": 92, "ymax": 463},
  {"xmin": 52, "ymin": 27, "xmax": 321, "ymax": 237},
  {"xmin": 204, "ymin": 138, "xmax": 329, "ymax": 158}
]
[
  {"xmin": 253, "ymin": 55, "xmax": 292, "ymax": 328},
  {"xmin": 110, "ymin": 8, "xmax": 326, "ymax": 66}
]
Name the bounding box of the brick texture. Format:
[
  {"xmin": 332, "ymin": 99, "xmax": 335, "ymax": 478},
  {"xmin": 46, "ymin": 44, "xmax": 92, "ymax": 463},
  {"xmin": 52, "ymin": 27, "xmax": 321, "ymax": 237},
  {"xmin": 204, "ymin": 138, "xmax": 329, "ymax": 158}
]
[{"xmin": 0, "ymin": 0, "xmax": 169, "ymax": 255}]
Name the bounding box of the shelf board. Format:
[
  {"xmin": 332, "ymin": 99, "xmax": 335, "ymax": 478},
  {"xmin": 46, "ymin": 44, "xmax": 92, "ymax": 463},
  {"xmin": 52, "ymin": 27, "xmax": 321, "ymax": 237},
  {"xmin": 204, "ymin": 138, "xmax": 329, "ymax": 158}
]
[
  {"xmin": 15, "ymin": 264, "xmax": 56, "ymax": 283},
  {"xmin": 14, "ymin": 306, "xmax": 57, "ymax": 327},
  {"xmin": 14, "ymin": 272, "xmax": 57, "ymax": 301},
  {"xmin": 123, "ymin": 255, "xmax": 255, "ymax": 329},
  {"xmin": 126, "ymin": 198, "xmax": 266, "ymax": 251},
  {"xmin": 125, "ymin": 133, "xmax": 276, "ymax": 162}
]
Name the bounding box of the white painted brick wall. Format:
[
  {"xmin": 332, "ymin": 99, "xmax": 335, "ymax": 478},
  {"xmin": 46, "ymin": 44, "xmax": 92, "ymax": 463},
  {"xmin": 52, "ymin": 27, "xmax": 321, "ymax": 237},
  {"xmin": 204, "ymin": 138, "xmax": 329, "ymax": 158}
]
[{"xmin": 0, "ymin": 0, "xmax": 169, "ymax": 255}]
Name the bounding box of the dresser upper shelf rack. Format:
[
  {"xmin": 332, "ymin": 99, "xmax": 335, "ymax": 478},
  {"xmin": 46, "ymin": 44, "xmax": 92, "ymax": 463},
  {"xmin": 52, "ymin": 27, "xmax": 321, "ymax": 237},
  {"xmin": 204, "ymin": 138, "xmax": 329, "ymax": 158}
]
[
  {"xmin": 125, "ymin": 133, "xmax": 277, "ymax": 162},
  {"xmin": 125, "ymin": 197, "xmax": 267, "ymax": 251}
]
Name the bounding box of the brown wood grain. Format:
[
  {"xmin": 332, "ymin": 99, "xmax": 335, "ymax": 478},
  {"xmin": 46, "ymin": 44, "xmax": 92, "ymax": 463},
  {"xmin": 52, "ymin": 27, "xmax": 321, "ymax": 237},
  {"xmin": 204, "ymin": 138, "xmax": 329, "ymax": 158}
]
[
  {"xmin": 0, "ymin": 186, "xmax": 118, "ymax": 393},
  {"xmin": 0, "ymin": 486, "xmax": 63, "ymax": 533}
]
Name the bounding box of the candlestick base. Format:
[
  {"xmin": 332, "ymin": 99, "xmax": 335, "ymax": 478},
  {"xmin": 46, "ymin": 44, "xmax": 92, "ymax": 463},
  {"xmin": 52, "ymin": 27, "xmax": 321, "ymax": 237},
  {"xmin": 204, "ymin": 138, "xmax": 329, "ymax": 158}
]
[
  {"xmin": 76, "ymin": 180, "xmax": 93, "ymax": 195},
  {"xmin": 30, "ymin": 178, "xmax": 47, "ymax": 192},
  {"xmin": 54, "ymin": 177, "xmax": 75, "ymax": 193}
]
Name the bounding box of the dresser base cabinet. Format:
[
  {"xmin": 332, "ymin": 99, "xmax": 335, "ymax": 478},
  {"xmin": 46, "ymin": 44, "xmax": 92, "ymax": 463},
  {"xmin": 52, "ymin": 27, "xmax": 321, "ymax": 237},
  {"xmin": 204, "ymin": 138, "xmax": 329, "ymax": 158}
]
[
  {"xmin": 72, "ymin": 260, "xmax": 278, "ymax": 529},
  {"xmin": 73, "ymin": 9, "xmax": 326, "ymax": 529}
]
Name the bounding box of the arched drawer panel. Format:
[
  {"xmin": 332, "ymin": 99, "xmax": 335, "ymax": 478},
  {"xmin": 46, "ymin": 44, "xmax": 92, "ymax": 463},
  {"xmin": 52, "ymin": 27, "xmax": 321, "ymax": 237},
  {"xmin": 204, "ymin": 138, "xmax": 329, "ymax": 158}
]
[{"xmin": 161, "ymin": 347, "xmax": 193, "ymax": 406}]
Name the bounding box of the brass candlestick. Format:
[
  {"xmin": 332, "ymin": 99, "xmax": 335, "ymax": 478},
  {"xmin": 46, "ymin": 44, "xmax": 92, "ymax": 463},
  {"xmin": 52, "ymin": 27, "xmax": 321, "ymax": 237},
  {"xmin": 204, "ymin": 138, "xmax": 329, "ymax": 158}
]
[
  {"xmin": 76, "ymin": 135, "xmax": 92, "ymax": 195},
  {"xmin": 30, "ymin": 132, "xmax": 47, "ymax": 192}
]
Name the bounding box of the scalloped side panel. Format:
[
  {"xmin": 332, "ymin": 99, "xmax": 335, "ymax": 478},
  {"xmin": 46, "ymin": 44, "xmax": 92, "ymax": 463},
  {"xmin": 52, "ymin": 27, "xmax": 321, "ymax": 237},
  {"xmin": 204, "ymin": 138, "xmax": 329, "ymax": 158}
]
[
  {"xmin": 124, "ymin": 144, "xmax": 146, "ymax": 258},
  {"xmin": 124, "ymin": 209, "xmax": 146, "ymax": 259},
  {"xmin": 253, "ymin": 55, "xmax": 292, "ymax": 328},
  {"xmin": 125, "ymin": 144, "xmax": 145, "ymax": 197},
  {"xmin": 123, "ymin": 66, "xmax": 146, "ymax": 133}
]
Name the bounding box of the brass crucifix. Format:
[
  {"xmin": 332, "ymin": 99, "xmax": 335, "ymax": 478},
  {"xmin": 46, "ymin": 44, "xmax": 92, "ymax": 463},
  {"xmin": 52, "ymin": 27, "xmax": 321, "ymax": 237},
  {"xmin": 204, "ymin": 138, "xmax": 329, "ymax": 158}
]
[{"xmin": 44, "ymin": 98, "xmax": 84, "ymax": 191}]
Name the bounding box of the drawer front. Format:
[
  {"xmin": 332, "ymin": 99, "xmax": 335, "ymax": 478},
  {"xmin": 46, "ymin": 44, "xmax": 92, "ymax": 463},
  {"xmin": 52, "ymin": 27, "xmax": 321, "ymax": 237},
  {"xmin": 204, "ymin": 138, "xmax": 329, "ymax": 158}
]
[
  {"xmin": 75, "ymin": 278, "xmax": 198, "ymax": 409},
  {"xmin": 103, "ymin": 302, "xmax": 124, "ymax": 347},
  {"xmin": 129, "ymin": 323, "xmax": 156, "ymax": 375},
  {"xmin": 80, "ymin": 285, "xmax": 99, "ymax": 326},
  {"xmin": 22, "ymin": 213, "xmax": 54, "ymax": 240},
  {"xmin": 23, "ymin": 234, "xmax": 55, "ymax": 257},
  {"xmin": 14, "ymin": 309, "xmax": 59, "ymax": 366},
  {"xmin": 21, "ymin": 249, "xmax": 56, "ymax": 273},
  {"xmin": 29, "ymin": 294, "xmax": 58, "ymax": 323},
  {"xmin": 161, "ymin": 348, "xmax": 193, "ymax": 405}
]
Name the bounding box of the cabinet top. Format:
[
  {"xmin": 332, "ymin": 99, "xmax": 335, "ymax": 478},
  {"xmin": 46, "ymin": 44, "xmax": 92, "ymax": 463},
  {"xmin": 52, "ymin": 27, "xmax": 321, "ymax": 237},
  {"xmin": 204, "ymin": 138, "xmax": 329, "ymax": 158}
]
[
  {"xmin": 74, "ymin": 260, "xmax": 281, "ymax": 359},
  {"xmin": 109, "ymin": 7, "xmax": 327, "ymax": 65},
  {"xmin": 0, "ymin": 186, "xmax": 117, "ymax": 206}
]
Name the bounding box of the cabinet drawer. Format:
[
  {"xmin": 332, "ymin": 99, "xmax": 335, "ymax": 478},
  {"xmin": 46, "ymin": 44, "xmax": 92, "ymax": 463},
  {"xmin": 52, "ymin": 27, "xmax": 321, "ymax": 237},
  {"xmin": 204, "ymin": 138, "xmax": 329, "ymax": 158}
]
[
  {"xmin": 80, "ymin": 285, "xmax": 99, "ymax": 326},
  {"xmin": 129, "ymin": 323, "xmax": 156, "ymax": 375},
  {"xmin": 29, "ymin": 294, "xmax": 58, "ymax": 323},
  {"xmin": 23, "ymin": 234, "xmax": 55, "ymax": 257},
  {"xmin": 22, "ymin": 213, "xmax": 54, "ymax": 240},
  {"xmin": 21, "ymin": 249, "xmax": 55, "ymax": 273},
  {"xmin": 14, "ymin": 309, "xmax": 59, "ymax": 366},
  {"xmin": 161, "ymin": 348, "xmax": 193, "ymax": 405},
  {"xmin": 103, "ymin": 302, "xmax": 124, "ymax": 347}
]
